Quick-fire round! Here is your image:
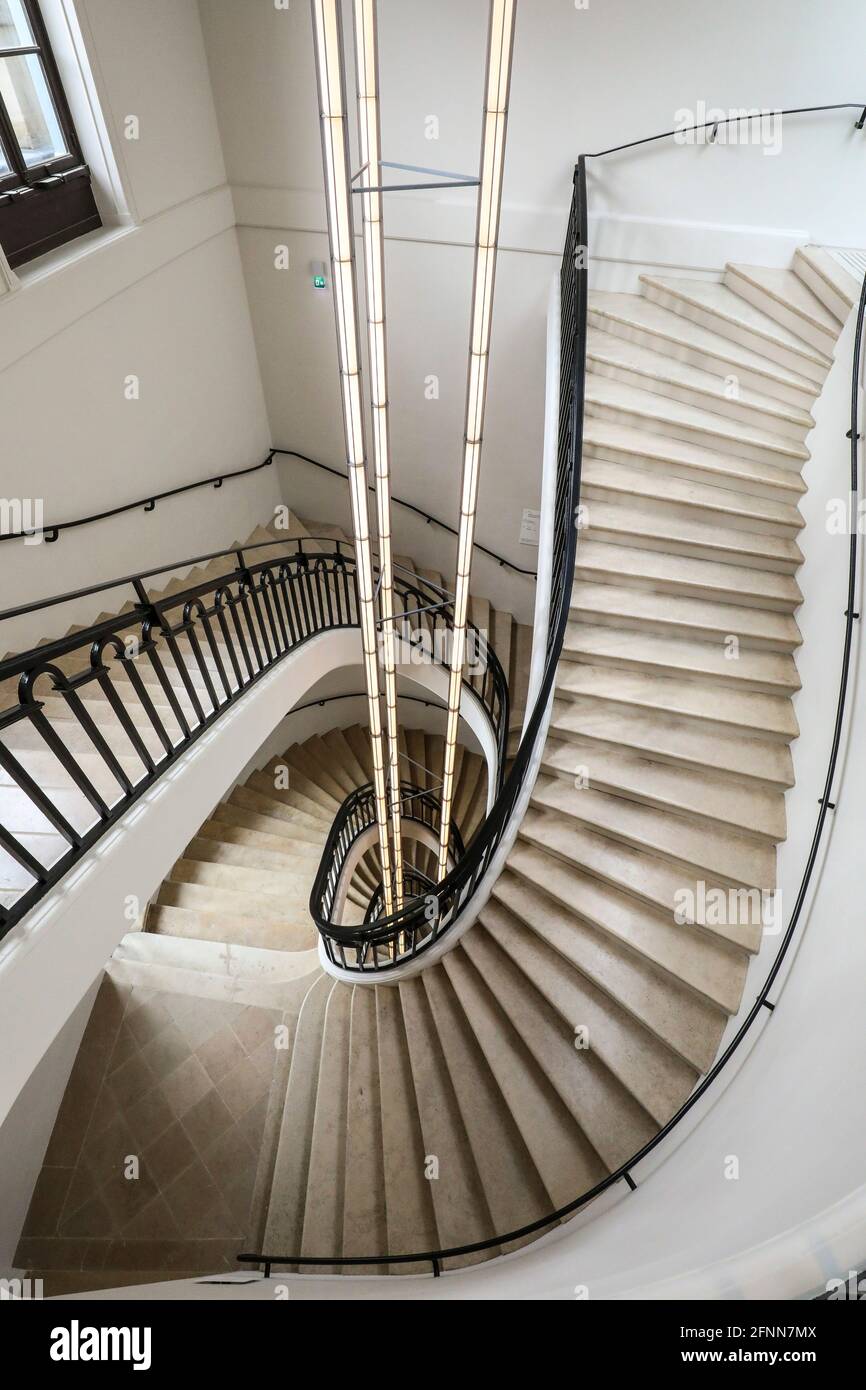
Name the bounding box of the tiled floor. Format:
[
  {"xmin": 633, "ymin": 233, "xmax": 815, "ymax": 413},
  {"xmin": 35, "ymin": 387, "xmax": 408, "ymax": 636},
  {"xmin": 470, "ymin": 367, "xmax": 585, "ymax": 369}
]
[{"xmin": 17, "ymin": 969, "xmax": 284, "ymax": 1295}]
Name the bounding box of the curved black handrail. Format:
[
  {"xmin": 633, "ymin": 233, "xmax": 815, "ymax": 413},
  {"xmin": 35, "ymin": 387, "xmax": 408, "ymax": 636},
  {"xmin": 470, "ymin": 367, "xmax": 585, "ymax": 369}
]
[
  {"xmin": 271, "ymin": 448, "xmax": 538, "ymax": 578},
  {"xmin": 0, "ymin": 455, "xmax": 277, "ymax": 545},
  {"xmin": 310, "ymin": 780, "xmax": 465, "ymax": 953},
  {"xmin": 0, "ymin": 441, "xmax": 536, "ymax": 578},
  {"xmin": 0, "ymin": 536, "xmax": 506, "ymax": 941},
  {"xmin": 240, "ymin": 107, "xmax": 865, "ymax": 1276},
  {"xmin": 585, "ymin": 101, "xmax": 866, "ymax": 159}
]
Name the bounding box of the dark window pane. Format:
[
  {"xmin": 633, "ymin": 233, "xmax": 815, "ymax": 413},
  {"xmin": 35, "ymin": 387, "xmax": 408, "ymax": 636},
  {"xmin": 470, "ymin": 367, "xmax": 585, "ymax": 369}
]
[{"xmin": 0, "ymin": 53, "xmax": 68, "ymax": 166}]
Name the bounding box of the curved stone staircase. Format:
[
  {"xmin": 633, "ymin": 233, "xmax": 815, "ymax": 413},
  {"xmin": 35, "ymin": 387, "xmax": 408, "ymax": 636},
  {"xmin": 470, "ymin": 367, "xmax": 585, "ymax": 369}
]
[
  {"xmin": 144, "ymin": 723, "xmax": 489, "ymax": 950},
  {"xmin": 14, "ymin": 243, "xmax": 861, "ymax": 1292}
]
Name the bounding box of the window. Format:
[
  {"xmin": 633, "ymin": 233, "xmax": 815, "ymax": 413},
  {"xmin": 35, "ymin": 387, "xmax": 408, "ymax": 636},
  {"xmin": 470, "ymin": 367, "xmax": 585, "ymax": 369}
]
[{"xmin": 0, "ymin": 0, "xmax": 100, "ymax": 269}]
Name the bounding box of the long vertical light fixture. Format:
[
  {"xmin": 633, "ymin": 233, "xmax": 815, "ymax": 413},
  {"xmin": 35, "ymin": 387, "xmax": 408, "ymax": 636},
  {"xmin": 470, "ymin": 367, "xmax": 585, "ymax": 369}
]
[
  {"xmin": 354, "ymin": 0, "xmax": 404, "ymax": 912},
  {"xmin": 437, "ymin": 0, "xmax": 516, "ymax": 879},
  {"xmin": 312, "ymin": 0, "xmax": 395, "ymax": 915}
]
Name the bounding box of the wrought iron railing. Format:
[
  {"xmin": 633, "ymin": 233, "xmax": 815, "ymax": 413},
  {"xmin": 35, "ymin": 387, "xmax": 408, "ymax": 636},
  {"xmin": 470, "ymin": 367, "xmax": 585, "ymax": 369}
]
[
  {"xmin": 310, "ymin": 780, "xmax": 465, "ymax": 953},
  {"xmin": 0, "ymin": 536, "xmax": 505, "ymax": 942}
]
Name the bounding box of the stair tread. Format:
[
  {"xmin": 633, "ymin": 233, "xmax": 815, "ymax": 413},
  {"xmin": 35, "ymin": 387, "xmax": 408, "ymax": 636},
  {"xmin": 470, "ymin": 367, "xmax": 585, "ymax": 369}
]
[
  {"xmin": 343, "ymin": 988, "xmax": 388, "ymax": 1261},
  {"xmin": 167, "ymin": 856, "xmax": 314, "ymax": 900},
  {"xmin": 519, "ymin": 806, "xmax": 765, "ymax": 952},
  {"xmin": 640, "ymin": 274, "xmax": 832, "ymax": 375},
  {"xmin": 184, "ymin": 834, "xmax": 320, "ymax": 872},
  {"xmin": 492, "ymin": 866, "xmax": 727, "ymax": 1073},
  {"xmin": 443, "ymin": 949, "xmax": 607, "ymax": 1207},
  {"xmin": 422, "ymin": 966, "xmax": 553, "ymax": 1242},
  {"xmin": 213, "ymin": 800, "xmax": 326, "ymax": 846},
  {"xmin": 795, "ymin": 245, "xmax": 862, "ymax": 312},
  {"xmin": 461, "ymin": 929, "xmax": 658, "ymax": 1170},
  {"xmin": 585, "ymin": 373, "xmax": 810, "ymax": 463},
  {"xmin": 727, "ymin": 263, "xmax": 842, "ymax": 336},
  {"xmin": 263, "ymin": 974, "xmax": 332, "ymax": 1266},
  {"xmin": 582, "ymin": 497, "xmax": 803, "ymax": 570},
  {"xmin": 583, "ymin": 457, "xmax": 804, "ymax": 534},
  {"xmin": 375, "ymin": 987, "xmax": 439, "ymax": 1268},
  {"xmin": 301, "ymin": 984, "xmax": 351, "ymax": 1263},
  {"xmin": 586, "ymin": 327, "xmax": 815, "ymax": 430},
  {"xmin": 530, "ymin": 772, "xmax": 776, "ymax": 890},
  {"xmin": 562, "ymin": 621, "xmax": 801, "ymax": 694},
  {"xmin": 399, "ymin": 975, "xmax": 498, "ymax": 1263},
  {"xmin": 574, "ymin": 537, "xmax": 803, "ymax": 610},
  {"xmin": 584, "ymin": 417, "xmax": 807, "ymax": 499},
  {"xmin": 146, "ymin": 902, "xmax": 317, "ymax": 952},
  {"xmin": 504, "ymin": 841, "xmax": 746, "ymax": 1013},
  {"xmin": 588, "ymin": 290, "xmax": 822, "ymax": 398},
  {"xmin": 570, "ymin": 580, "xmax": 802, "ymax": 651},
  {"xmin": 556, "ymin": 661, "xmax": 799, "ymax": 740},
  {"xmin": 479, "ymin": 899, "xmax": 700, "ymax": 1125},
  {"xmin": 550, "ymin": 694, "xmax": 794, "ymax": 788},
  {"xmin": 541, "ymin": 732, "xmax": 786, "ymax": 842}
]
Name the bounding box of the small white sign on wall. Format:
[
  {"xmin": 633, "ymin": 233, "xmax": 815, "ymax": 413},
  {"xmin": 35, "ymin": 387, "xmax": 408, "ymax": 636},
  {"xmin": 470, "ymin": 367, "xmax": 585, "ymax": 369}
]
[{"xmin": 519, "ymin": 509, "xmax": 540, "ymax": 546}]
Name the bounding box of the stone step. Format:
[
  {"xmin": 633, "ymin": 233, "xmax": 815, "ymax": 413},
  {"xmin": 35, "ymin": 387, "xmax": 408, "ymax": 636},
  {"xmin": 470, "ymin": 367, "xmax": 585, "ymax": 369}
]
[
  {"xmin": 640, "ymin": 274, "xmax": 832, "ymax": 383},
  {"xmin": 585, "ymin": 372, "xmax": 810, "ymax": 471},
  {"xmin": 586, "ymin": 326, "xmax": 814, "ymax": 440},
  {"xmin": 588, "ymin": 290, "xmax": 821, "ymax": 409}
]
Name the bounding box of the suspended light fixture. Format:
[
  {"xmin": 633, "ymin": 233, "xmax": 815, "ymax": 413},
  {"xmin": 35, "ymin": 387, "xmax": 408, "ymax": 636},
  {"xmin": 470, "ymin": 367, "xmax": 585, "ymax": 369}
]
[
  {"xmin": 311, "ymin": 0, "xmax": 395, "ymax": 915},
  {"xmin": 437, "ymin": 0, "xmax": 516, "ymax": 880},
  {"xmin": 354, "ymin": 0, "xmax": 404, "ymax": 912}
]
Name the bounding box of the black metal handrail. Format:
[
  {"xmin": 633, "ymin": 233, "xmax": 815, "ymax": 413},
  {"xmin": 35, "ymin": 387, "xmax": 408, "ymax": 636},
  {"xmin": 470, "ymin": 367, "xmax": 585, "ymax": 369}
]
[
  {"xmin": 0, "ymin": 441, "xmax": 536, "ymax": 576},
  {"xmin": 271, "ymin": 448, "xmax": 538, "ymax": 578},
  {"xmin": 240, "ymin": 105, "xmax": 865, "ymax": 1276},
  {"xmin": 310, "ymin": 780, "xmax": 465, "ymax": 949},
  {"xmin": 0, "ymin": 534, "xmax": 506, "ymax": 941},
  {"xmin": 0, "ymin": 455, "xmax": 277, "ymax": 545}
]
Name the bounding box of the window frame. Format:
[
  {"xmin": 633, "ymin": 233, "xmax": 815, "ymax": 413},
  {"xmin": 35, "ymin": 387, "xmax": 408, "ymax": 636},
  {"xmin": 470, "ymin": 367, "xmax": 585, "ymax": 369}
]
[{"xmin": 0, "ymin": 0, "xmax": 101, "ymax": 268}]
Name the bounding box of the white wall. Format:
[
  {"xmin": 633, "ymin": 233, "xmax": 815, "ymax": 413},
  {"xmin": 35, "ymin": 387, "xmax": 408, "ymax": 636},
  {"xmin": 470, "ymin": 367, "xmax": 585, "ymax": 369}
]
[
  {"xmin": 0, "ymin": 0, "xmax": 278, "ymax": 655},
  {"xmin": 0, "ymin": 976, "xmax": 99, "ymax": 1276},
  {"xmin": 198, "ymin": 0, "xmax": 866, "ymax": 609}
]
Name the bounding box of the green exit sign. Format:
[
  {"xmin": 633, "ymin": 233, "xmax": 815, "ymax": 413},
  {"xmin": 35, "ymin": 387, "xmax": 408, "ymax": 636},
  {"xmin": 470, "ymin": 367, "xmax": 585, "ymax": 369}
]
[
  {"xmin": 311, "ymin": 260, "xmax": 327, "ymax": 289},
  {"xmin": 314, "ymin": 274, "xmax": 327, "ymax": 289}
]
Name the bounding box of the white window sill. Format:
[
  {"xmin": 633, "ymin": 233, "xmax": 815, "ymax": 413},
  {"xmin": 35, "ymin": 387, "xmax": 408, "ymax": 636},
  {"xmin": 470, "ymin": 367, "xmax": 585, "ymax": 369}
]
[{"xmin": 6, "ymin": 217, "xmax": 138, "ymax": 295}]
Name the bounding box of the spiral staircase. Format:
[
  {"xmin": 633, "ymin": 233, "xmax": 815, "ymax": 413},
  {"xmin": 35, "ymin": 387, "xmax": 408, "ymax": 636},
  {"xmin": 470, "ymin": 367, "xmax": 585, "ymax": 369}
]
[{"xmin": 5, "ymin": 232, "xmax": 862, "ymax": 1294}]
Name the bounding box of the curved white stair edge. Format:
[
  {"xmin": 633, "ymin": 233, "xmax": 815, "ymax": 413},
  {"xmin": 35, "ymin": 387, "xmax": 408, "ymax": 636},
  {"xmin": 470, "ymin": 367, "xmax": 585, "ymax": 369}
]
[
  {"xmin": 0, "ymin": 627, "xmax": 499, "ymax": 1130},
  {"xmin": 318, "ymin": 685, "xmax": 556, "ymax": 986},
  {"xmin": 319, "ymin": 277, "xmax": 562, "ymax": 987}
]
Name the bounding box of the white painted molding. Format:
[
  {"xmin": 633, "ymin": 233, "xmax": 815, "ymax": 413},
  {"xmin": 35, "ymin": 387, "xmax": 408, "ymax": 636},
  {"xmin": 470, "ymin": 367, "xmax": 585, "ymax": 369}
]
[{"xmin": 231, "ymin": 182, "xmax": 810, "ymax": 274}]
